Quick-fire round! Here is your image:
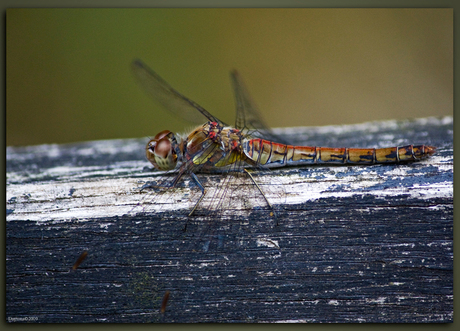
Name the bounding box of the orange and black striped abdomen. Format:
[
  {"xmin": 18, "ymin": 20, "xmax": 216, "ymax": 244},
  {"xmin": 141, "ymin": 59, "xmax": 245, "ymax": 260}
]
[{"xmin": 243, "ymin": 139, "xmax": 435, "ymax": 166}]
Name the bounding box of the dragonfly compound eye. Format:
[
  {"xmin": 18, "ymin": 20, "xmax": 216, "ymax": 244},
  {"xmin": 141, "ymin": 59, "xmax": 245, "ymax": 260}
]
[
  {"xmin": 155, "ymin": 137, "xmax": 172, "ymax": 158},
  {"xmin": 154, "ymin": 130, "xmax": 173, "ymax": 141},
  {"xmin": 145, "ymin": 133, "xmax": 178, "ymax": 171}
]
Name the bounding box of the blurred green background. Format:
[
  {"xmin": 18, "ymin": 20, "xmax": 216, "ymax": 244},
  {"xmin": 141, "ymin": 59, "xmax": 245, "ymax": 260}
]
[{"xmin": 7, "ymin": 8, "xmax": 452, "ymax": 146}]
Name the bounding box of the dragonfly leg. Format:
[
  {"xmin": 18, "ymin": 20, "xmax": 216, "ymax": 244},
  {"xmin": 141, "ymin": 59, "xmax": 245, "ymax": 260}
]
[
  {"xmin": 139, "ymin": 181, "xmax": 158, "ymax": 191},
  {"xmin": 141, "ymin": 167, "xmax": 186, "ymax": 192},
  {"xmin": 243, "ymin": 169, "xmax": 278, "ymax": 226},
  {"xmin": 182, "ymin": 172, "xmax": 207, "ymax": 231}
]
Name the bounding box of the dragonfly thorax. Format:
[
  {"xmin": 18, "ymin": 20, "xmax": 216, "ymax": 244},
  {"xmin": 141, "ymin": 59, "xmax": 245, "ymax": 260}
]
[
  {"xmin": 184, "ymin": 122, "xmax": 247, "ymax": 169},
  {"xmin": 146, "ymin": 130, "xmax": 182, "ymax": 171}
]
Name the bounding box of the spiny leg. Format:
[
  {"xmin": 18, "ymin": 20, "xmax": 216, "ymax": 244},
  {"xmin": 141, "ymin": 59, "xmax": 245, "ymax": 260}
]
[
  {"xmin": 182, "ymin": 172, "xmax": 207, "ymax": 232},
  {"xmin": 129, "ymin": 179, "xmax": 174, "ymax": 216},
  {"xmin": 243, "ymin": 168, "xmax": 279, "ymax": 225}
]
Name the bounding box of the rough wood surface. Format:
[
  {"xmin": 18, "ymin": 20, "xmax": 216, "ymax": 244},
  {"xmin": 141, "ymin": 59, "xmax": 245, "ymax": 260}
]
[{"xmin": 6, "ymin": 116, "xmax": 453, "ymax": 323}]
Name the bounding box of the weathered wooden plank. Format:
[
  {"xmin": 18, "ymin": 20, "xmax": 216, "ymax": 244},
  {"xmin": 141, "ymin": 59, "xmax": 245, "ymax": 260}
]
[{"xmin": 6, "ymin": 116, "xmax": 453, "ymax": 323}]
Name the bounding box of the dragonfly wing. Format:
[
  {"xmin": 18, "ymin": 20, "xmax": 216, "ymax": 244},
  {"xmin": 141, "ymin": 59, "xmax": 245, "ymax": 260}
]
[
  {"xmin": 132, "ymin": 59, "xmax": 225, "ymax": 125},
  {"xmin": 230, "ymin": 70, "xmax": 291, "ymax": 145}
]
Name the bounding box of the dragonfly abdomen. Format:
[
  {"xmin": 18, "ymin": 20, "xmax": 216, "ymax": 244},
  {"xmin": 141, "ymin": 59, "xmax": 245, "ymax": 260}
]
[{"xmin": 243, "ymin": 139, "xmax": 435, "ymax": 167}]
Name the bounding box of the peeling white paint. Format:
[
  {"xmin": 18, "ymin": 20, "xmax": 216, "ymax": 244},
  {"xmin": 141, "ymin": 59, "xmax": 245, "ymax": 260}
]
[
  {"xmin": 7, "ymin": 161, "xmax": 450, "ymax": 222},
  {"xmin": 256, "ymin": 238, "xmax": 280, "ymax": 249},
  {"xmin": 366, "ymin": 297, "xmax": 386, "ymax": 304}
]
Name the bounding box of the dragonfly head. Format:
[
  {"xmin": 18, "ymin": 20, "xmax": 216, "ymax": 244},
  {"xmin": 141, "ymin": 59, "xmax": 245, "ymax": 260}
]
[{"xmin": 146, "ymin": 130, "xmax": 179, "ymax": 170}]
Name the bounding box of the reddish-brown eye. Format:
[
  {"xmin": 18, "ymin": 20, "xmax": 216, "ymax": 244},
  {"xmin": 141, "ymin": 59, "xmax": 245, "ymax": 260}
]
[
  {"xmin": 154, "ymin": 137, "xmax": 171, "ymax": 158},
  {"xmin": 146, "ymin": 130, "xmax": 178, "ymax": 170},
  {"xmin": 154, "ymin": 130, "xmax": 172, "ymax": 141}
]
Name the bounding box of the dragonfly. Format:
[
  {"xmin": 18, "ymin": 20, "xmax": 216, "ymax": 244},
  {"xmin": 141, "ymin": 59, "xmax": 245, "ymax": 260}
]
[{"xmin": 131, "ymin": 59, "xmax": 436, "ymax": 219}]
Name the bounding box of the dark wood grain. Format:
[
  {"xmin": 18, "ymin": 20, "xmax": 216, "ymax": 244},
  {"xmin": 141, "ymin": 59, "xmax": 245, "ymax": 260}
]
[{"xmin": 6, "ymin": 117, "xmax": 453, "ymax": 323}]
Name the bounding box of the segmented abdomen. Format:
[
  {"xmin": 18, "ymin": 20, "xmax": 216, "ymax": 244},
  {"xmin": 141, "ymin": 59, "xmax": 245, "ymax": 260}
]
[{"xmin": 243, "ymin": 139, "xmax": 436, "ymax": 167}]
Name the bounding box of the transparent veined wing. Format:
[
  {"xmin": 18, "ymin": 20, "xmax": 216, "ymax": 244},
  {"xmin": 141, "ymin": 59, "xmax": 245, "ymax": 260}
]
[
  {"xmin": 131, "ymin": 59, "xmax": 225, "ymax": 125},
  {"xmin": 230, "ymin": 70, "xmax": 291, "ymax": 145}
]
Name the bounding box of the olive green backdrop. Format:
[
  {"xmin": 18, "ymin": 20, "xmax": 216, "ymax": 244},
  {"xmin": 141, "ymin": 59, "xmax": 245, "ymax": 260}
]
[{"xmin": 7, "ymin": 8, "xmax": 452, "ymax": 146}]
